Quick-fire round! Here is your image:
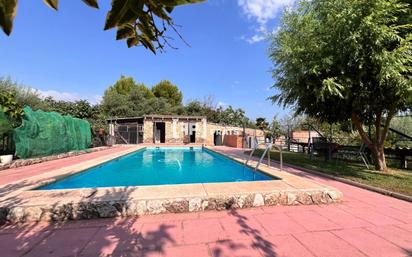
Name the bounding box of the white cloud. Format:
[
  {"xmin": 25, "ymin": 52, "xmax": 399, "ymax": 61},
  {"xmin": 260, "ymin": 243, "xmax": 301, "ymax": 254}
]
[
  {"xmin": 238, "ymin": 0, "xmax": 294, "ymax": 43},
  {"xmin": 238, "ymin": 0, "xmax": 293, "ymax": 24},
  {"xmin": 217, "ymin": 101, "xmax": 228, "ymax": 107},
  {"xmin": 38, "ymin": 89, "xmax": 102, "ymax": 104},
  {"xmin": 245, "ymin": 30, "xmax": 267, "ymax": 43}
]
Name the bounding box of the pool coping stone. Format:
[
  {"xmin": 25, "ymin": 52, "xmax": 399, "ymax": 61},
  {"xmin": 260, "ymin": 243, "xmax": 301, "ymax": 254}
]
[{"xmin": 0, "ymin": 145, "xmax": 342, "ymax": 223}]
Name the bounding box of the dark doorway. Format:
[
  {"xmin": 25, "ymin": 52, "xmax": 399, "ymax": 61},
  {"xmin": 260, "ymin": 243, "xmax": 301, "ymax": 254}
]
[
  {"xmin": 190, "ymin": 124, "xmax": 196, "ymax": 143},
  {"xmin": 154, "ymin": 122, "xmax": 166, "ymax": 143},
  {"xmin": 214, "ymin": 131, "xmax": 222, "ymax": 146}
]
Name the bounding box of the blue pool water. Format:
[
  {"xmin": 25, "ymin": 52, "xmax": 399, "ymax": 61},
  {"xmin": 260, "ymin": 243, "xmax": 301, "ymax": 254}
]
[{"xmin": 38, "ymin": 147, "xmax": 275, "ymax": 190}]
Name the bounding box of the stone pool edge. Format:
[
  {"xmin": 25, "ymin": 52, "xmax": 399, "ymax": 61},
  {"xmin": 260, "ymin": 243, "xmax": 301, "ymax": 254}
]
[{"xmin": 0, "ymin": 145, "xmax": 342, "ymax": 224}]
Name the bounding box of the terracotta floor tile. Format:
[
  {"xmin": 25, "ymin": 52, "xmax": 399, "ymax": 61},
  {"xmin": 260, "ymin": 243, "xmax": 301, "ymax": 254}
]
[
  {"xmin": 294, "ymin": 231, "xmax": 366, "ymax": 257},
  {"xmin": 286, "ymin": 210, "xmax": 341, "ymax": 231},
  {"xmin": 254, "ymin": 213, "xmax": 307, "ymax": 235},
  {"xmin": 219, "ymin": 213, "xmax": 268, "ymax": 240},
  {"xmin": 0, "ymin": 229, "xmax": 52, "ymax": 257},
  {"xmin": 333, "ymin": 227, "xmax": 407, "ymax": 257},
  {"xmin": 313, "ymin": 207, "xmax": 373, "ymax": 228},
  {"xmin": 209, "ymin": 239, "xmax": 263, "ymax": 257},
  {"xmin": 337, "ymin": 206, "xmax": 403, "ymax": 226},
  {"xmin": 139, "ymin": 221, "xmax": 184, "ymax": 249},
  {"xmin": 25, "ymin": 227, "xmax": 99, "ymax": 257},
  {"xmin": 365, "ymin": 225, "xmax": 412, "ymax": 252},
  {"xmin": 160, "ymin": 244, "xmax": 211, "ymax": 257},
  {"xmin": 261, "ymin": 235, "xmax": 315, "ymax": 257},
  {"xmin": 81, "ymin": 223, "xmax": 143, "ymax": 257},
  {"xmin": 183, "ymin": 218, "xmax": 226, "ymax": 244}
]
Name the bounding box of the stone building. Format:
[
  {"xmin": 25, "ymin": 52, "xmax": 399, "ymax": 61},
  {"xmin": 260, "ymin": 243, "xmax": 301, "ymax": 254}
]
[{"xmin": 107, "ymin": 115, "xmax": 264, "ymax": 147}]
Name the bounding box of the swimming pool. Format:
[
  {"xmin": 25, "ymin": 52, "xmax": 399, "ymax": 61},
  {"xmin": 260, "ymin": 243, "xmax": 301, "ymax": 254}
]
[{"xmin": 39, "ymin": 147, "xmax": 276, "ymax": 190}]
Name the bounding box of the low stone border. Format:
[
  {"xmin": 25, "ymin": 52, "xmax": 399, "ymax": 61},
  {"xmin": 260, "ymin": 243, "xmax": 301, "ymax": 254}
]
[
  {"xmin": 0, "ymin": 187, "xmax": 340, "ymax": 223},
  {"xmin": 0, "ymin": 146, "xmax": 113, "ymax": 171},
  {"xmin": 275, "ymin": 161, "xmax": 412, "ymax": 203}
]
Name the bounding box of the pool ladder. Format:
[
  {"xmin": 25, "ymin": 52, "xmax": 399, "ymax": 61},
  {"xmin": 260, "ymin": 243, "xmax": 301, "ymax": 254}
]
[{"xmin": 245, "ymin": 143, "xmax": 283, "ymax": 172}]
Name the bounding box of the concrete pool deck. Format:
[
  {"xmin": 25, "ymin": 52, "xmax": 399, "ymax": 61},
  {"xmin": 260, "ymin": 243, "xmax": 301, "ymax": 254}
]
[
  {"xmin": 0, "ymin": 147, "xmax": 411, "ymax": 257},
  {"xmin": 0, "ymin": 145, "xmax": 341, "ymax": 223}
]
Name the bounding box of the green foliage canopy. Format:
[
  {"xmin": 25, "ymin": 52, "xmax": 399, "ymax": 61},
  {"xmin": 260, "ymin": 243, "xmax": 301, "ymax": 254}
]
[
  {"xmin": 152, "ymin": 80, "xmax": 183, "ymax": 106},
  {"xmin": 43, "ymin": 97, "xmax": 98, "ymax": 120},
  {"xmin": 269, "ymin": 0, "xmax": 412, "ymax": 171},
  {"xmin": 0, "ymin": 110, "xmax": 12, "ymax": 135},
  {"xmin": 269, "ymin": 116, "xmax": 282, "ymax": 139},
  {"xmin": 101, "ymin": 77, "xmax": 183, "ymax": 117},
  {"xmin": 0, "ymin": 90, "xmax": 23, "ymax": 127},
  {"xmin": 110, "ymin": 75, "xmax": 155, "ymax": 98},
  {"xmin": 255, "ymin": 117, "xmax": 269, "ymax": 130},
  {"xmin": 0, "ymin": 0, "xmax": 205, "ymax": 53},
  {"xmin": 0, "ymin": 77, "xmax": 44, "ymax": 111}
]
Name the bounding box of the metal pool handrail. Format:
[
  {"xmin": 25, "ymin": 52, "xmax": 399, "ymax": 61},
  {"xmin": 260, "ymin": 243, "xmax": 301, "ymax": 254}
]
[{"xmin": 245, "ymin": 142, "xmax": 283, "ymax": 172}]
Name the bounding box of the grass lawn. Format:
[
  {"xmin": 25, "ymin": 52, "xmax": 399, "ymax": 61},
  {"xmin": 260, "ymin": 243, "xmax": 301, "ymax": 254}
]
[{"xmin": 253, "ymin": 149, "xmax": 412, "ymax": 197}]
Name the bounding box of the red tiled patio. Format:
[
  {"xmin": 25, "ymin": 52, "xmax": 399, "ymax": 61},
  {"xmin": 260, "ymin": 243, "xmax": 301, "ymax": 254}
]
[{"xmin": 1, "ymin": 146, "xmax": 411, "ymax": 257}]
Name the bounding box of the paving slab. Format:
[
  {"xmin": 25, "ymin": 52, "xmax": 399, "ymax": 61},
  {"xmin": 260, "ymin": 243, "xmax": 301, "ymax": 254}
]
[
  {"xmin": 294, "ymin": 231, "xmax": 366, "ymax": 257},
  {"xmin": 208, "ymin": 239, "xmax": 263, "ymax": 257},
  {"xmin": 332, "ymin": 227, "xmax": 408, "ymax": 257},
  {"xmin": 182, "ymin": 218, "xmax": 227, "ymax": 244},
  {"xmin": 262, "ymin": 235, "xmax": 315, "ymax": 257},
  {"xmin": 24, "ymin": 227, "xmax": 99, "ymax": 257}
]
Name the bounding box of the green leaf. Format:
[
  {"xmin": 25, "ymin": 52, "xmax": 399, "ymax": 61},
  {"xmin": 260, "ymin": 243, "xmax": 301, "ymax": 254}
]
[
  {"xmin": 116, "ymin": 24, "xmax": 134, "ymax": 40},
  {"xmin": 82, "ymin": 0, "xmax": 99, "ymax": 8},
  {"xmin": 43, "ymin": 0, "xmax": 58, "ymax": 10},
  {"xmin": 165, "ymin": 6, "xmax": 174, "ymax": 13},
  {"xmin": 158, "ymin": 0, "xmax": 205, "ymax": 7},
  {"xmin": 105, "ymin": 0, "xmax": 141, "ymax": 30},
  {"xmin": 117, "ymin": 8, "xmax": 139, "ymax": 25},
  {"xmin": 139, "ymin": 34, "xmax": 156, "ymax": 53},
  {"xmin": 0, "ymin": 0, "xmax": 18, "ymax": 35},
  {"xmin": 126, "ymin": 36, "xmax": 138, "ymax": 48}
]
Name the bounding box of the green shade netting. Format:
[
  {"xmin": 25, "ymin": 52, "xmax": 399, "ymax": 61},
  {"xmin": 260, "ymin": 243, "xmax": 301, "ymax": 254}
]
[
  {"xmin": 0, "ymin": 110, "xmax": 12, "ymax": 136},
  {"xmin": 14, "ymin": 107, "xmax": 92, "ymax": 159}
]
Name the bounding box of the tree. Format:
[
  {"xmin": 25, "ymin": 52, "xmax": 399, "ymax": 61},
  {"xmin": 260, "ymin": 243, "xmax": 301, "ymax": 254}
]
[
  {"xmin": 43, "ymin": 97, "xmax": 98, "ymax": 120},
  {"xmin": 215, "ymin": 106, "xmax": 253, "ymax": 127},
  {"xmin": 101, "ymin": 88, "xmax": 135, "ymax": 117},
  {"xmin": 152, "ymin": 80, "xmax": 183, "ymax": 106},
  {"xmin": 101, "ymin": 82, "xmax": 174, "ymax": 118},
  {"xmin": 0, "ymin": 0, "xmax": 205, "ymax": 53},
  {"xmin": 0, "ymin": 77, "xmax": 44, "ymax": 110},
  {"xmin": 255, "ymin": 117, "xmax": 269, "ymax": 130},
  {"xmin": 110, "ymin": 75, "xmax": 154, "ymax": 98},
  {"xmin": 0, "ymin": 91, "xmax": 23, "ymax": 127},
  {"xmin": 269, "ymin": 116, "xmax": 282, "ymax": 139},
  {"xmin": 269, "ymin": 0, "xmax": 412, "ymax": 171},
  {"xmin": 111, "ymin": 76, "xmax": 138, "ymax": 95},
  {"xmin": 185, "ymin": 97, "xmax": 219, "ymax": 122},
  {"xmin": 0, "ymin": 110, "xmax": 12, "ymax": 136}
]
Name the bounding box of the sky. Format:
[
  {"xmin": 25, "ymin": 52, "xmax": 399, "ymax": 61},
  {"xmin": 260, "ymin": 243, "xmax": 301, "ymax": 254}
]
[{"xmin": 0, "ymin": 0, "xmax": 294, "ymax": 121}]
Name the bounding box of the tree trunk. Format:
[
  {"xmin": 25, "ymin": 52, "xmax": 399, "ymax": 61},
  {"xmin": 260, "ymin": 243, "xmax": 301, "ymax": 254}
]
[
  {"xmin": 351, "ymin": 112, "xmax": 392, "ymax": 172},
  {"xmin": 370, "ymin": 145, "xmax": 387, "ymax": 171}
]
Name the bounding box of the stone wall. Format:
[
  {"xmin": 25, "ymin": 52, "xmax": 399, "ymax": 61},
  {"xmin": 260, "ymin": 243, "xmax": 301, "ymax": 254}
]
[
  {"xmin": 141, "ymin": 119, "xmax": 264, "ymax": 146},
  {"xmin": 142, "ymin": 119, "xmax": 207, "ymax": 144},
  {"xmin": 143, "ymin": 120, "xmax": 154, "ymax": 143},
  {"xmin": 0, "ymin": 189, "xmax": 341, "ymax": 223}
]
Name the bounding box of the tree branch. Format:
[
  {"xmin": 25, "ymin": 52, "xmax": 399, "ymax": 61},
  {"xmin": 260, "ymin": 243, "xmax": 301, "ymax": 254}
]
[
  {"xmin": 351, "ymin": 112, "xmax": 373, "ymax": 147},
  {"xmin": 375, "ymin": 111, "xmax": 381, "ymax": 144},
  {"xmin": 379, "ymin": 106, "xmax": 396, "ymax": 146}
]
